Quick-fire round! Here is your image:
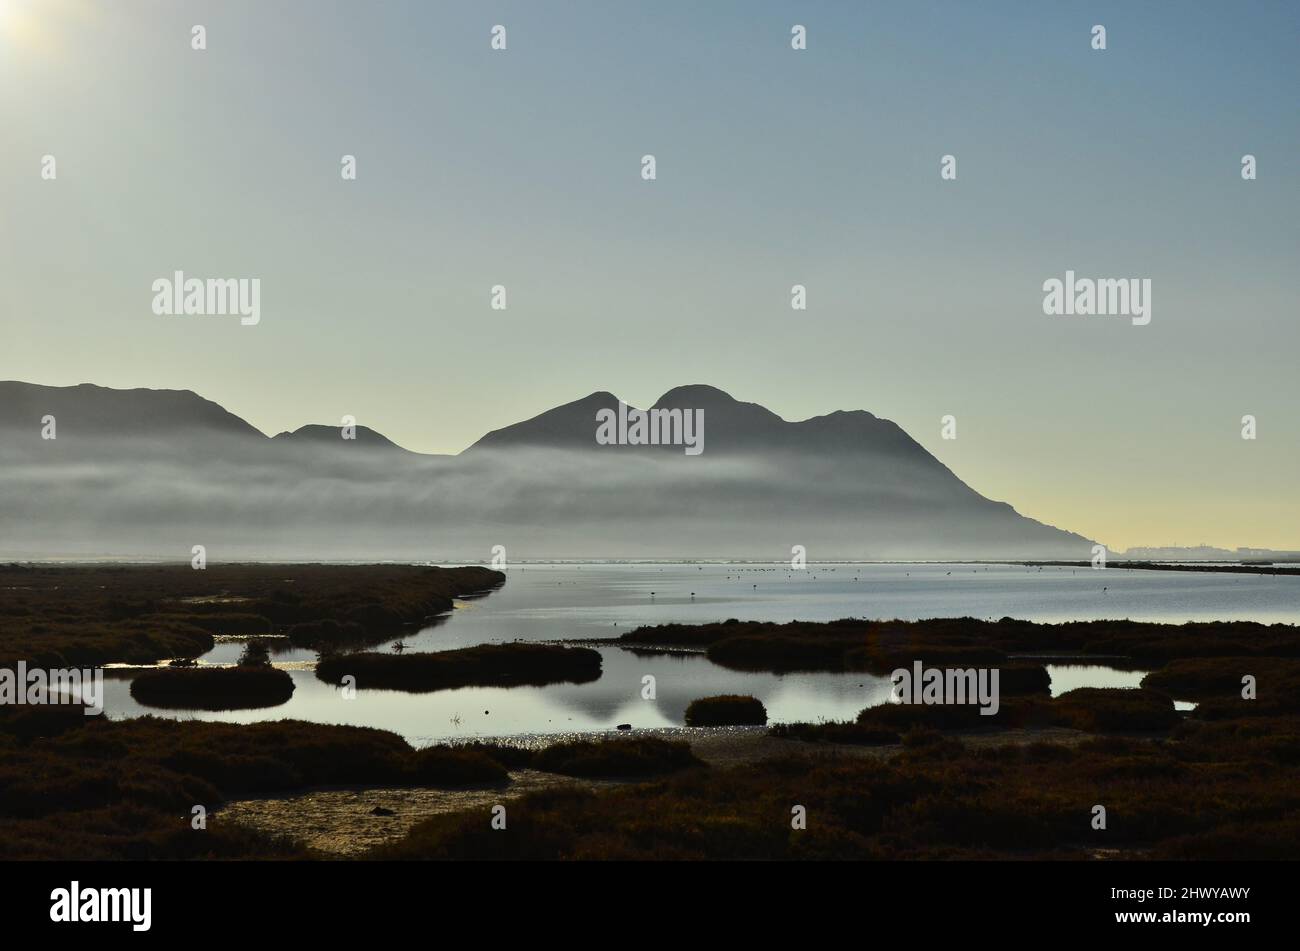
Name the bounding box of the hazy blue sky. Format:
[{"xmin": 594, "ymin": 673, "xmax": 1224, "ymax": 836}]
[{"xmin": 2, "ymin": 0, "xmax": 1297, "ymax": 550}]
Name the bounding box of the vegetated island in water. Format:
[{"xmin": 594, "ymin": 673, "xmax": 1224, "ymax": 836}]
[
  {"xmin": 615, "ymin": 615, "xmax": 1300, "ymax": 670},
  {"xmin": 315, "ymin": 642, "xmax": 603, "ymax": 692},
  {"xmin": 130, "ymin": 664, "xmax": 295, "ymax": 710},
  {"xmin": 684, "ymin": 695, "xmax": 769, "ymax": 726}
]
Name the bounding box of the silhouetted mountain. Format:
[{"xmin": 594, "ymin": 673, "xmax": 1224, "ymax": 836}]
[
  {"xmin": 272, "ymin": 424, "xmax": 413, "ymax": 454},
  {"xmin": 0, "ymin": 381, "xmax": 263, "ymax": 441},
  {"xmin": 469, "ymin": 391, "xmax": 622, "ymax": 452},
  {"xmin": 0, "ymin": 381, "xmax": 1096, "ymax": 559},
  {"xmin": 474, "ymin": 383, "xmax": 972, "ymax": 461}
]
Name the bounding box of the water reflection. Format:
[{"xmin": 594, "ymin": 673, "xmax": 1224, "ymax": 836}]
[{"xmin": 100, "ymin": 648, "xmax": 895, "ymax": 744}]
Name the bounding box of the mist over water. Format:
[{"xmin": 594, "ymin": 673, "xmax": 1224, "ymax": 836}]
[{"xmin": 0, "ymin": 442, "xmax": 1091, "ymax": 560}]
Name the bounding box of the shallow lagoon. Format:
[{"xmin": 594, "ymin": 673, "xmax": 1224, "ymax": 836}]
[{"xmin": 100, "ymin": 562, "xmax": 1297, "ymax": 742}]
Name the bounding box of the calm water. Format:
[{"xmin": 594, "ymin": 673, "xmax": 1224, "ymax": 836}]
[{"xmin": 99, "ymin": 562, "xmax": 1299, "ymax": 743}]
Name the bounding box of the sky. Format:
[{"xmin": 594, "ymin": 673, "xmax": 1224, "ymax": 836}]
[{"xmin": 1, "ymin": 0, "xmax": 1297, "ymax": 552}]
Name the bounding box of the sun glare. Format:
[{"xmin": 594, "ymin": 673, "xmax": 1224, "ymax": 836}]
[
  {"xmin": 0, "ymin": 0, "xmax": 75, "ymax": 56},
  {"xmin": 0, "ymin": 0, "xmax": 33, "ymax": 44}
]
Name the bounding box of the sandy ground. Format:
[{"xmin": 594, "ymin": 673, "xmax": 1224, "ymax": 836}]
[
  {"xmin": 217, "ymin": 769, "xmax": 621, "ymax": 857},
  {"xmin": 216, "ymin": 725, "xmax": 1090, "ymax": 856}
]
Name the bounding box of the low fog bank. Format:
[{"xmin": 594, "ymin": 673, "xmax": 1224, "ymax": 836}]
[{"xmin": 0, "ymin": 437, "xmax": 1094, "ymax": 561}]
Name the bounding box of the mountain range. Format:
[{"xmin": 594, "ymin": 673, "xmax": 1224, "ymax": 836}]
[{"xmin": 0, "ymin": 381, "xmax": 1094, "ymax": 560}]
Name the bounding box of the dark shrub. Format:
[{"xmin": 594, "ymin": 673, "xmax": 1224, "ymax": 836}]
[
  {"xmin": 147, "ymin": 613, "xmax": 272, "ymax": 635},
  {"xmin": 456, "ymin": 742, "xmax": 536, "ymax": 770},
  {"xmin": 684, "ymin": 695, "xmax": 768, "ymax": 726},
  {"xmin": 770, "ymin": 720, "xmax": 901, "ymax": 745},
  {"xmin": 238, "ymin": 640, "xmax": 273, "ymax": 668},
  {"xmin": 1052, "ymin": 687, "xmax": 1179, "ymax": 732},
  {"xmin": 845, "ymin": 643, "xmax": 1006, "ymax": 673},
  {"xmin": 130, "ymin": 666, "xmax": 295, "ymax": 710},
  {"xmin": 855, "ymin": 699, "xmax": 1023, "ymax": 732},
  {"xmin": 1143, "ymin": 657, "xmax": 1300, "ymax": 714},
  {"xmin": 709, "ymin": 636, "xmax": 847, "ymax": 671},
  {"xmin": 407, "ymin": 747, "xmax": 509, "ymax": 786},
  {"xmin": 315, "ymin": 643, "xmax": 602, "ymax": 692},
  {"xmin": 998, "ymin": 664, "xmax": 1053, "ymax": 695}
]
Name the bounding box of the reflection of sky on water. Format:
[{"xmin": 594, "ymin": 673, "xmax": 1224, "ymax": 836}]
[{"xmin": 101, "ymin": 648, "xmax": 894, "ymax": 745}]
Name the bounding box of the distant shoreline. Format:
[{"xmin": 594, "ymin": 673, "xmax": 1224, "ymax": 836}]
[{"xmin": 1014, "ymin": 560, "xmax": 1300, "ymax": 576}]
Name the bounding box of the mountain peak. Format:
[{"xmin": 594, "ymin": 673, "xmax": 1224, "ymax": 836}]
[
  {"xmin": 272, "ymin": 424, "xmax": 411, "ymax": 453},
  {"xmin": 653, "ymin": 384, "xmax": 739, "ymax": 407},
  {"xmin": 576, "ymin": 390, "xmax": 620, "ymax": 405}
]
